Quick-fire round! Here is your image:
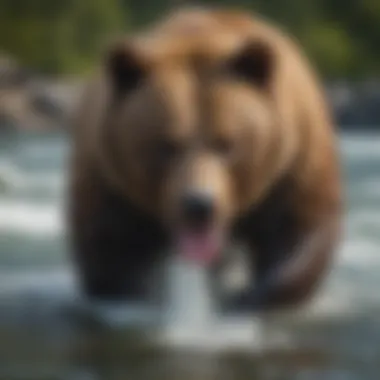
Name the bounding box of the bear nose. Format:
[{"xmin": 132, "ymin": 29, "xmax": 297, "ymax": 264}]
[{"xmin": 181, "ymin": 191, "xmax": 215, "ymax": 227}]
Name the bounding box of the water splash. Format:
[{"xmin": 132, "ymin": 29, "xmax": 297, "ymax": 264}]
[{"xmin": 160, "ymin": 256, "xmax": 263, "ymax": 351}]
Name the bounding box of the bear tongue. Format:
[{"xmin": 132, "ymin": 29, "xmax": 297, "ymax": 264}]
[{"xmin": 176, "ymin": 229, "xmax": 221, "ymax": 265}]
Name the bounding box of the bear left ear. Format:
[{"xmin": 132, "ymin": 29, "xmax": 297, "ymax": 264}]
[
  {"xmin": 106, "ymin": 42, "xmax": 147, "ymax": 97},
  {"xmin": 227, "ymin": 39, "xmax": 275, "ymax": 88}
]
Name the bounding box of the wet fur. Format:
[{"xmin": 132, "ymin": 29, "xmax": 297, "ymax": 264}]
[{"xmin": 68, "ymin": 7, "xmax": 343, "ymax": 311}]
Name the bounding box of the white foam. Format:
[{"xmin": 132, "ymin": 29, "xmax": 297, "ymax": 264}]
[
  {"xmin": 160, "ymin": 256, "xmax": 262, "ymax": 351},
  {"xmin": 0, "ymin": 160, "xmax": 63, "ymax": 193},
  {"xmin": 160, "ymin": 316, "xmax": 263, "ymax": 351},
  {"xmin": 0, "ymin": 200, "xmax": 62, "ymax": 236},
  {"xmin": 339, "ymin": 239, "xmax": 380, "ymax": 268},
  {"xmin": 302, "ymin": 236, "xmax": 380, "ymax": 320},
  {"xmin": 163, "ymin": 257, "xmax": 217, "ymax": 327}
]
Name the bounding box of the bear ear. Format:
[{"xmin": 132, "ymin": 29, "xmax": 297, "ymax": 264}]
[
  {"xmin": 106, "ymin": 42, "xmax": 146, "ymax": 97},
  {"xmin": 227, "ymin": 39, "xmax": 274, "ymax": 88}
]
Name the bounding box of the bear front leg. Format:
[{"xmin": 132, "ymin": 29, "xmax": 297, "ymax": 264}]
[
  {"xmin": 226, "ymin": 209, "xmax": 342, "ymax": 314},
  {"xmin": 68, "ymin": 168, "xmax": 167, "ymax": 302},
  {"xmin": 72, "ymin": 227, "xmax": 157, "ymax": 302}
]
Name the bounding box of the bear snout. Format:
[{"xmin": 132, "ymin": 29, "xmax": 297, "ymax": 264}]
[{"xmin": 180, "ymin": 190, "xmax": 216, "ymax": 230}]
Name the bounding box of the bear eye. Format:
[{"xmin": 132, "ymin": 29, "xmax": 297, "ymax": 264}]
[
  {"xmin": 154, "ymin": 139, "xmax": 182, "ymax": 162},
  {"xmin": 213, "ymin": 138, "xmax": 234, "ymax": 159}
]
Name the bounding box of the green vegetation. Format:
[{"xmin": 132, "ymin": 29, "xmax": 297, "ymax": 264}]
[{"xmin": 0, "ymin": 0, "xmax": 379, "ymax": 78}]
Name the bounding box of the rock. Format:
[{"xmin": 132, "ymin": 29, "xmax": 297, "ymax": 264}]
[{"xmin": 0, "ymin": 54, "xmax": 84, "ymax": 132}]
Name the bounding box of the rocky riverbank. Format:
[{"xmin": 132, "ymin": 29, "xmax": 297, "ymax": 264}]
[
  {"xmin": 0, "ymin": 56, "xmax": 83, "ymax": 133},
  {"xmin": 0, "ymin": 57, "xmax": 379, "ymax": 132}
]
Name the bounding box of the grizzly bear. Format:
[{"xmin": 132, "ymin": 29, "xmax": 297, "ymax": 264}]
[{"xmin": 67, "ymin": 7, "xmax": 342, "ymax": 313}]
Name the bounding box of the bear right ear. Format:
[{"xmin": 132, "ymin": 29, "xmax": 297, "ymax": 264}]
[
  {"xmin": 226, "ymin": 39, "xmax": 275, "ymax": 89},
  {"xmin": 106, "ymin": 42, "xmax": 146, "ymax": 97}
]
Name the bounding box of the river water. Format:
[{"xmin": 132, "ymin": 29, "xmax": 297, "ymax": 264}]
[{"xmin": 0, "ymin": 130, "xmax": 379, "ymax": 380}]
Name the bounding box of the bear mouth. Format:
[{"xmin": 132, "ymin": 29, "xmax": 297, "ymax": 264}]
[{"xmin": 175, "ymin": 226, "xmax": 224, "ymax": 265}]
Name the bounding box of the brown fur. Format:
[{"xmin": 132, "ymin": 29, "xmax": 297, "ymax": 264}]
[{"xmin": 68, "ymin": 7, "xmax": 342, "ymax": 311}]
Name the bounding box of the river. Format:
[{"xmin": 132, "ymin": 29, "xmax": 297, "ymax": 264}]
[{"xmin": 0, "ymin": 131, "xmax": 379, "ymax": 380}]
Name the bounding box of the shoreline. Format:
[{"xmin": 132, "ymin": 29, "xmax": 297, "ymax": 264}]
[{"xmin": 0, "ymin": 60, "xmax": 379, "ymax": 132}]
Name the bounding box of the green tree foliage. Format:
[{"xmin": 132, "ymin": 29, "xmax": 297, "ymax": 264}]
[
  {"xmin": 0, "ymin": 0, "xmax": 123, "ymax": 74},
  {"xmin": 0, "ymin": 0, "xmax": 378, "ymax": 78}
]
